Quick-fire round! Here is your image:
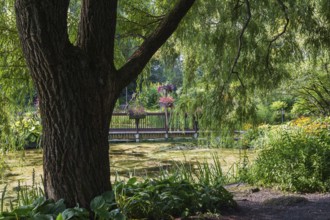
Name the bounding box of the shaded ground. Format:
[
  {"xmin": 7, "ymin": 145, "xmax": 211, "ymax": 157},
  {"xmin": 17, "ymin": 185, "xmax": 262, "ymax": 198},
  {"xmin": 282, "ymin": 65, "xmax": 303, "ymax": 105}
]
[{"xmin": 220, "ymin": 185, "xmax": 330, "ymax": 220}]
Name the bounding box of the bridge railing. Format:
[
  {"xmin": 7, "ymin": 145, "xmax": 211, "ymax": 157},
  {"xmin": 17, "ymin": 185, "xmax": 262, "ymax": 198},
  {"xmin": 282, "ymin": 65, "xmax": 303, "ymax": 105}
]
[
  {"xmin": 110, "ymin": 112, "xmax": 166, "ymax": 130},
  {"xmin": 109, "ymin": 112, "xmax": 198, "ymax": 141}
]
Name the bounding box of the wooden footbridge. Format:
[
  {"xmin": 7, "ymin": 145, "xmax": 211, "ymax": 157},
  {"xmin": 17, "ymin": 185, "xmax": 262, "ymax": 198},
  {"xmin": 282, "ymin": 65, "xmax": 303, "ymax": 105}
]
[{"xmin": 109, "ymin": 112, "xmax": 198, "ymax": 142}]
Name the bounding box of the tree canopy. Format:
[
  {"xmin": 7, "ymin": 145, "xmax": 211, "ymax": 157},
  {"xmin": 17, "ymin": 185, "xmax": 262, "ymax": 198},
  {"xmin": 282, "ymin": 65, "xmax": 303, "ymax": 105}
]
[
  {"xmin": 2, "ymin": 0, "xmax": 329, "ymax": 130},
  {"xmin": 0, "ymin": 0, "xmax": 329, "ymax": 208},
  {"xmin": 171, "ymin": 0, "xmax": 329, "ymax": 131}
]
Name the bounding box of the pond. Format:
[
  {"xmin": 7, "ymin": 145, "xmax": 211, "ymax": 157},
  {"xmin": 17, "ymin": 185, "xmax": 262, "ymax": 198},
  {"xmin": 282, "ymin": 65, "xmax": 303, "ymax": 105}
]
[{"xmin": 0, "ymin": 142, "xmax": 256, "ymax": 199}]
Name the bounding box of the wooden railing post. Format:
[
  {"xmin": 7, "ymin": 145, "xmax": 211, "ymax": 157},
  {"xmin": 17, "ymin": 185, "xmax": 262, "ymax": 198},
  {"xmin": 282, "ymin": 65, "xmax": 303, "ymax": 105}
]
[
  {"xmin": 135, "ymin": 118, "xmax": 140, "ymax": 142},
  {"xmin": 193, "ymin": 116, "xmax": 198, "ymax": 139},
  {"xmin": 164, "ymin": 109, "xmax": 169, "ymax": 139}
]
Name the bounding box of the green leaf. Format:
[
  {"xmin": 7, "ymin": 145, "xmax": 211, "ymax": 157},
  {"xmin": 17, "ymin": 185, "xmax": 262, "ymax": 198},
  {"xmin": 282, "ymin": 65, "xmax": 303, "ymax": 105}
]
[
  {"xmin": 56, "ymin": 213, "xmax": 63, "ymax": 220},
  {"xmin": 60, "ymin": 209, "xmax": 75, "ymax": 220},
  {"xmin": 90, "ymin": 196, "xmax": 105, "ymax": 211},
  {"xmin": 126, "ymin": 177, "xmax": 137, "ymax": 185},
  {"xmin": 61, "ymin": 207, "xmax": 89, "ymax": 220},
  {"xmin": 13, "ymin": 205, "xmax": 33, "ymax": 217},
  {"xmin": 31, "ymin": 213, "xmax": 54, "ymax": 220},
  {"xmin": 109, "ymin": 209, "xmax": 126, "ymax": 220},
  {"xmin": 94, "ymin": 208, "xmax": 111, "ymax": 219},
  {"xmin": 101, "ymin": 191, "xmax": 115, "ymax": 204},
  {"xmin": 48, "ymin": 199, "xmax": 66, "ymax": 216}
]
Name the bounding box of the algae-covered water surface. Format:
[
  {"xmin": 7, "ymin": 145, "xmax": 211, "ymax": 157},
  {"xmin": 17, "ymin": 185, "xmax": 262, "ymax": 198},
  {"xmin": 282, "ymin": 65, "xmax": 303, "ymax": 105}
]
[{"xmin": 0, "ymin": 142, "xmax": 256, "ymax": 196}]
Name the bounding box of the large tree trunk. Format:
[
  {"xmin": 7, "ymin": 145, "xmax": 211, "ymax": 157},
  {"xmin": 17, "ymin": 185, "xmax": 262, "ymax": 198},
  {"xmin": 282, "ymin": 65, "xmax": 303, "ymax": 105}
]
[
  {"xmin": 15, "ymin": 0, "xmax": 195, "ymax": 209},
  {"xmin": 34, "ymin": 45, "xmax": 121, "ymax": 207},
  {"xmin": 14, "ymin": 0, "xmax": 120, "ymax": 207},
  {"xmin": 39, "ymin": 47, "xmax": 120, "ymax": 207}
]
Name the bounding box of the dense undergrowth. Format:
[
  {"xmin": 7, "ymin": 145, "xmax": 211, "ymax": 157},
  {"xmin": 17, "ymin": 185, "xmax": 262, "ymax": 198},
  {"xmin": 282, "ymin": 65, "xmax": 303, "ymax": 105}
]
[
  {"xmin": 0, "ymin": 158, "xmax": 237, "ymax": 220},
  {"xmin": 1, "ymin": 116, "xmax": 330, "ymax": 219},
  {"xmin": 242, "ymin": 117, "xmax": 330, "ymax": 192}
]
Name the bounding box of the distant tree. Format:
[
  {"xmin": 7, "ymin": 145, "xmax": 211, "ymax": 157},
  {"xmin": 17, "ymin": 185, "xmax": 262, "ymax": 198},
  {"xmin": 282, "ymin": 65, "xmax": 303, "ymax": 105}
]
[{"xmin": 291, "ymin": 61, "xmax": 330, "ymax": 116}]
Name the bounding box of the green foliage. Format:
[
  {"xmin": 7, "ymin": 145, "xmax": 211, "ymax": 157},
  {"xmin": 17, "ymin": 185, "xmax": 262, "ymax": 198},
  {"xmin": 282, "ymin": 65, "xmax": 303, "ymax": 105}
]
[
  {"xmin": 115, "ymin": 175, "xmax": 235, "ymax": 219},
  {"xmin": 290, "ymin": 60, "xmax": 330, "ymax": 116},
  {"xmin": 245, "ymin": 117, "xmax": 330, "ymax": 192},
  {"xmin": 0, "ymin": 0, "xmax": 36, "ymax": 151},
  {"xmin": 168, "ymin": 0, "xmax": 330, "ymax": 134},
  {"xmin": 173, "ymin": 153, "xmax": 228, "ymax": 185},
  {"xmin": 0, "ymin": 190, "xmax": 120, "ymax": 220},
  {"xmin": 1, "ymin": 155, "xmax": 236, "ymax": 220},
  {"xmin": 270, "ymin": 101, "xmax": 287, "ymax": 111},
  {"xmin": 113, "ymin": 154, "xmax": 236, "ymax": 219},
  {"xmin": 90, "ymin": 191, "xmax": 125, "ymax": 220},
  {"xmin": 0, "ymin": 197, "xmax": 79, "ymax": 220},
  {"xmin": 138, "ymin": 84, "xmax": 160, "ymax": 109},
  {"xmin": 0, "ymin": 152, "xmax": 9, "ymax": 179},
  {"xmin": 0, "ymin": 185, "xmax": 7, "ymax": 214},
  {"xmin": 1, "ymin": 175, "xmax": 235, "ymax": 220},
  {"xmin": 0, "ymin": 111, "xmax": 42, "ymax": 151},
  {"xmin": 11, "ymin": 112, "xmax": 41, "ymax": 150}
]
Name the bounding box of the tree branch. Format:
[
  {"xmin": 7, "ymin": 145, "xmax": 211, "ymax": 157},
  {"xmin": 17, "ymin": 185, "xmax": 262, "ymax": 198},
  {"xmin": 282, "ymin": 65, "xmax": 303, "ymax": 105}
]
[
  {"xmin": 77, "ymin": 0, "xmax": 118, "ymax": 69},
  {"xmin": 125, "ymin": 4, "xmax": 166, "ymax": 20},
  {"xmin": 230, "ymin": 0, "xmax": 251, "ymax": 89},
  {"xmin": 118, "ymin": 0, "xmax": 196, "ymax": 86},
  {"xmin": 266, "ymin": 0, "xmax": 289, "ymax": 74},
  {"xmin": 301, "ymin": 87, "xmax": 328, "ymax": 113},
  {"xmin": 15, "ymin": 0, "xmax": 70, "ymax": 65}
]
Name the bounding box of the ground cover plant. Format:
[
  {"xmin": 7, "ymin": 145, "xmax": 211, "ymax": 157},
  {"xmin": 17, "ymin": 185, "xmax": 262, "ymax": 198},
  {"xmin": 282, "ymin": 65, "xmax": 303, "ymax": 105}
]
[{"xmin": 0, "ymin": 155, "xmax": 237, "ymax": 220}]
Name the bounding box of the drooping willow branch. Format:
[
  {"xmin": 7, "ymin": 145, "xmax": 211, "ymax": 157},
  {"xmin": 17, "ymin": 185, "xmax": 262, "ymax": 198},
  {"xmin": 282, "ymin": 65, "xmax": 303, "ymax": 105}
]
[
  {"xmin": 216, "ymin": 0, "xmax": 251, "ymax": 102},
  {"xmin": 230, "ymin": 0, "xmax": 251, "ymax": 89},
  {"xmin": 266, "ymin": 0, "xmax": 290, "ymax": 74}
]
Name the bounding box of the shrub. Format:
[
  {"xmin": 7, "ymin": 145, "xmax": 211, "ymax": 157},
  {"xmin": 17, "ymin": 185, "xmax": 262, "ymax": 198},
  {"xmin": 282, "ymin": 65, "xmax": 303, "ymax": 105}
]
[
  {"xmin": 0, "ymin": 112, "xmax": 42, "ymax": 150},
  {"xmin": 246, "ymin": 118, "xmax": 330, "ymax": 192},
  {"xmin": 1, "ymin": 165, "xmax": 236, "ymax": 220},
  {"xmin": 115, "ymin": 175, "xmax": 236, "ymax": 219}
]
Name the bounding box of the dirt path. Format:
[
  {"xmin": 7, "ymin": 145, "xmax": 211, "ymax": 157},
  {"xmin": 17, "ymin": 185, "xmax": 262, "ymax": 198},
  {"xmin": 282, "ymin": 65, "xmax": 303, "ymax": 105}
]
[{"xmin": 222, "ymin": 185, "xmax": 330, "ymax": 220}]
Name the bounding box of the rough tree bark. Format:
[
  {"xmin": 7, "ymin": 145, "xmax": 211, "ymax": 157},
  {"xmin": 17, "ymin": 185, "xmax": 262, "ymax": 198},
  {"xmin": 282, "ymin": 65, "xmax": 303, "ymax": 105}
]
[{"xmin": 15, "ymin": 0, "xmax": 195, "ymax": 208}]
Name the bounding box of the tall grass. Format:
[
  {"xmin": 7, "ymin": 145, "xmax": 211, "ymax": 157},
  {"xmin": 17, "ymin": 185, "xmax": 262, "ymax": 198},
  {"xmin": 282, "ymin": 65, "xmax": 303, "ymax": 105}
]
[
  {"xmin": 0, "ymin": 185, "xmax": 7, "ymax": 214},
  {"xmin": 0, "ymin": 151, "xmax": 9, "ymax": 180},
  {"xmin": 171, "ymin": 153, "xmax": 227, "ymax": 185},
  {"xmin": 0, "ymin": 169, "xmax": 44, "ymax": 213}
]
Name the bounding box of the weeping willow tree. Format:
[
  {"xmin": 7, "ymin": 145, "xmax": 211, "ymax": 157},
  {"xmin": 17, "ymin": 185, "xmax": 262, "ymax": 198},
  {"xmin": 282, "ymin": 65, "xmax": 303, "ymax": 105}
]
[
  {"xmin": 0, "ymin": 0, "xmax": 35, "ymax": 150},
  {"xmin": 169, "ymin": 0, "xmax": 330, "ymax": 135},
  {"xmin": 14, "ymin": 0, "xmax": 195, "ymax": 208},
  {"xmin": 290, "ymin": 52, "xmax": 330, "ymax": 116},
  {"xmin": 0, "ymin": 0, "xmax": 328, "ymax": 209}
]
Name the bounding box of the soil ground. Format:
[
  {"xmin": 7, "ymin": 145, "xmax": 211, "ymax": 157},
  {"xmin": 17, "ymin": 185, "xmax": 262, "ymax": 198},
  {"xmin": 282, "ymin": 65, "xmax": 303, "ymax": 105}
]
[{"xmin": 220, "ymin": 184, "xmax": 330, "ymax": 220}]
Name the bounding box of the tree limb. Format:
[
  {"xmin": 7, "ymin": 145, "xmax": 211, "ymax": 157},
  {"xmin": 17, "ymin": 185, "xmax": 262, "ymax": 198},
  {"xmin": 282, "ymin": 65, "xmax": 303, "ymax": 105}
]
[
  {"xmin": 266, "ymin": 0, "xmax": 289, "ymax": 74},
  {"xmin": 15, "ymin": 0, "xmax": 70, "ymax": 66},
  {"xmin": 230, "ymin": 0, "xmax": 251, "ymax": 89},
  {"xmin": 77, "ymin": 0, "xmax": 118, "ymax": 70},
  {"xmin": 301, "ymin": 87, "xmax": 328, "ymax": 114},
  {"xmin": 118, "ymin": 0, "xmax": 196, "ymax": 86}
]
